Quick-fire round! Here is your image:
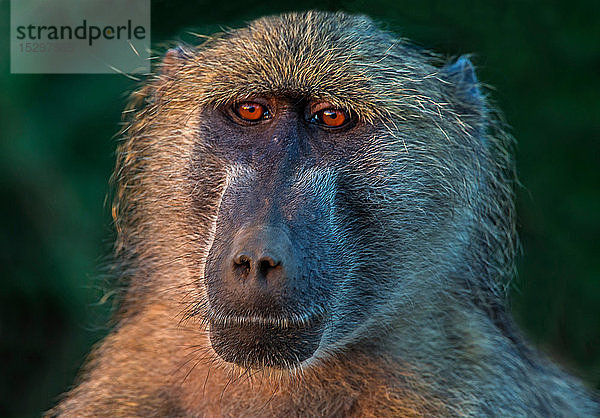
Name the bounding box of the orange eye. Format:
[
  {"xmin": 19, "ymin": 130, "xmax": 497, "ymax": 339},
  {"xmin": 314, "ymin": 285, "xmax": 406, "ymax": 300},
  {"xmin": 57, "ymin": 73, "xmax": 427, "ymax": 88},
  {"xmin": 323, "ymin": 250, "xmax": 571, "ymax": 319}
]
[
  {"xmin": 315, "ymin": 109, "xmax": 347, "ymax": 127},
  {"xmin": 235, "ymin": 102, "xmax": 268, "ymax": 121}
]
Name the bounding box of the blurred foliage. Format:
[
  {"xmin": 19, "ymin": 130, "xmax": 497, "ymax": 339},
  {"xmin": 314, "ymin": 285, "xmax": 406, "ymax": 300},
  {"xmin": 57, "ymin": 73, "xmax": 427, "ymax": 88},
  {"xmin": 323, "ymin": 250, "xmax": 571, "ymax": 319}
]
[{"xmin": 0, "ymin": 0, "xmax": 598, "ymax": 416}]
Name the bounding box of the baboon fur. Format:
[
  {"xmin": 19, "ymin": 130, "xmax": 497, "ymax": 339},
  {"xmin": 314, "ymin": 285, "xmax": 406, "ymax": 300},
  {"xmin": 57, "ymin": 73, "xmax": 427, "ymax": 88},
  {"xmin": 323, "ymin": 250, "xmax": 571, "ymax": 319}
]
[{"xmin": 52, "ymin": 11, "xmax": 599, "ymax": 417}]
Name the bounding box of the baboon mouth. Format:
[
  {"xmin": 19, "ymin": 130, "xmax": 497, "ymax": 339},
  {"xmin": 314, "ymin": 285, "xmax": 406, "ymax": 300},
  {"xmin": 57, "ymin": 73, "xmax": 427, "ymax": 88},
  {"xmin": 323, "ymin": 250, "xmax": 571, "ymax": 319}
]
[{"xmin": 207, "ymin": 310, "xmax": 326, "ymax": 369}]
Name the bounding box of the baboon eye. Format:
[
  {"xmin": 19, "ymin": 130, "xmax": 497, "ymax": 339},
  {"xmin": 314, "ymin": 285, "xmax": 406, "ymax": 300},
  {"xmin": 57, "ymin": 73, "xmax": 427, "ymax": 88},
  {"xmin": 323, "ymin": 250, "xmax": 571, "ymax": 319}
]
[
  {"xmin": 234, "ymin": 102, "xmax": 270, "ymax": 122},
  {"xmin": 311, "ymin": 108, "xmax": 349, "ymax": 128}
]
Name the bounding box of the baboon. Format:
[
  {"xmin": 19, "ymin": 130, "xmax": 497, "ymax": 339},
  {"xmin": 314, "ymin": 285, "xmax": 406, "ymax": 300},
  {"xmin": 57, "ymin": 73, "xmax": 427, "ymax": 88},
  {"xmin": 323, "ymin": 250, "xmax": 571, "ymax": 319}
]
[{"xmin": 52, "ymin": 11, "xmax": 598, "ymax": 417}]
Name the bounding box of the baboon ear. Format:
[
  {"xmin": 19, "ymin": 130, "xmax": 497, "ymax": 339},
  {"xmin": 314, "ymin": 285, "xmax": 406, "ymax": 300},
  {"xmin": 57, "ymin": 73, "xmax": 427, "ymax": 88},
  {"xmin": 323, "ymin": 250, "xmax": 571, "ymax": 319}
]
[
  {"xmin": 159, "ymin": 45, "xmax": 187, "ymax": 78},
  {"xmin": 443, "ymin": 55, "xmax": 484, "ymax": 111}
]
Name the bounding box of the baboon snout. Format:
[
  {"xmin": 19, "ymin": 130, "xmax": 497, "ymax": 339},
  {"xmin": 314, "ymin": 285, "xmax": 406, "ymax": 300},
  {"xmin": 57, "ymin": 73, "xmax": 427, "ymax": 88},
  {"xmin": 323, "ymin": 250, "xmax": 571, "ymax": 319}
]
[
  {"xmin": 228, "ymin": 225, "xmax": 298, "ymax": 293},
  {"xmin": 206, "ymin": 223, "xmax": 325, "ymax": 368}
]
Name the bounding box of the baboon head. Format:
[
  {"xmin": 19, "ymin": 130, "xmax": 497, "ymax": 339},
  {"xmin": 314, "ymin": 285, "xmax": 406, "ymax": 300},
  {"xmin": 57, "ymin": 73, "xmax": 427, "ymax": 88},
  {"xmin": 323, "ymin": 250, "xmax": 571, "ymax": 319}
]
[{"xmin": 115, "ymin": 11, "xmax": 516, "ymax": 371}]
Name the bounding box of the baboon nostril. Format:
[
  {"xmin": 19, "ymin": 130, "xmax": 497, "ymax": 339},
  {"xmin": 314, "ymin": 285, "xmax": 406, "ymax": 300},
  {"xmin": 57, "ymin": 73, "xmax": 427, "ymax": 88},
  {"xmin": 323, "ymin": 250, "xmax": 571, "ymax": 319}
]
[
  {"xmin": 233, "ymin": 253, "xmax": 252, "ymax": 271},
  {"xmin": 258, "ymin": 256, "xmax": 279, "ymax": 276}
]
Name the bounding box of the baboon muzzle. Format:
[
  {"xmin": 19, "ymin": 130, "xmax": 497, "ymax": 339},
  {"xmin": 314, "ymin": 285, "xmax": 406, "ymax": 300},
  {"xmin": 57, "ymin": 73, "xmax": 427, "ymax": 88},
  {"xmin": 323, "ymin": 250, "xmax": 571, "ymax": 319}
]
[{"xmin": 204, "ymin": 224, "xmax": 325, "ymax": 368}]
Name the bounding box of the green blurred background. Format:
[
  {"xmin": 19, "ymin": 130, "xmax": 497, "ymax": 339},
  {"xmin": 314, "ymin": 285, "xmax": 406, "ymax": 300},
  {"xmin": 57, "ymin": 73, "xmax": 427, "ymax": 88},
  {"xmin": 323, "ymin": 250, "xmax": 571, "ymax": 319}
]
[{"xmin": 1, "ymin": 0, "xmax": 598, "ymax": 416}]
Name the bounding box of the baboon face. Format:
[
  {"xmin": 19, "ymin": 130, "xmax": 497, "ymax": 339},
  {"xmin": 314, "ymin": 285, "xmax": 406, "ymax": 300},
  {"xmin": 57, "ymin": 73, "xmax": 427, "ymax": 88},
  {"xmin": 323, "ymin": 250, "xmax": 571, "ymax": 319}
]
[
  {"xmin": 141, "ymin": 12, "xmax": 499, "ymax": 371},
  {"xmin": 201, "ymin": 98, "xmax": 378, "ymax": 368}
]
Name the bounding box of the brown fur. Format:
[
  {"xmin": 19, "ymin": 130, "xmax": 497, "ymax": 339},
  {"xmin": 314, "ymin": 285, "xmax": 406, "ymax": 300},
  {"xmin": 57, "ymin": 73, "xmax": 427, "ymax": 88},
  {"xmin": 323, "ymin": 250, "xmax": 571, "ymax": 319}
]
[
  {"xmin": 55, "ymin": 304, "xmax": 449, "ymax": 417},
  {"xmin": 51, "ymin": 11, "xmax": 598, "ymax": 417}
]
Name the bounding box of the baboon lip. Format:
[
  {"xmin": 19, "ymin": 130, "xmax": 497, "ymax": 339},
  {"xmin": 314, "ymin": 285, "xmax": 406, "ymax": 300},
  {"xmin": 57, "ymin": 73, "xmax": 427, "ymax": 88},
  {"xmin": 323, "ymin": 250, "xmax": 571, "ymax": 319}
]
[
  {"xmin": 206, "ymin": 308, "xmax": 326, "ymax": 330},
  {"xmin": 207, "ymin": 309, "xmax": 326, "ymax": 369}
]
